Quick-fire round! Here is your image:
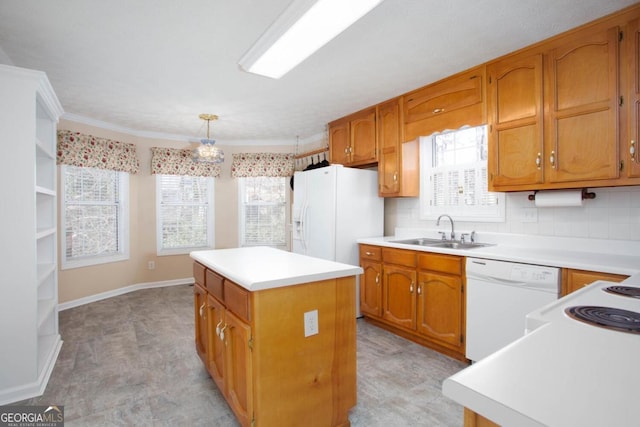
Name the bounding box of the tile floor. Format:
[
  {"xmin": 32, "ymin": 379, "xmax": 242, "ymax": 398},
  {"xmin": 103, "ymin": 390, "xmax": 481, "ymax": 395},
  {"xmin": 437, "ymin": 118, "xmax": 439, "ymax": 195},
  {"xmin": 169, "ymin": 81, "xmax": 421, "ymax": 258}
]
[{"xmin": 22, "ymin": 285, "xmax": 467, "ymax": 426}]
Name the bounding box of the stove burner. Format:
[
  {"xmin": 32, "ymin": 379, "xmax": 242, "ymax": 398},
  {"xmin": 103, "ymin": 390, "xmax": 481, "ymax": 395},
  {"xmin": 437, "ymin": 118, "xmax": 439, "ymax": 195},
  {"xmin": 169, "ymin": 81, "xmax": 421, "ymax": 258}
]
[
  {"xmin": 604, "ymin": 286, "xmax": 640, "ymax": 299},
  {"xmin": 565, "ymin": 306, "xmax": 640, "ymax": 334}
]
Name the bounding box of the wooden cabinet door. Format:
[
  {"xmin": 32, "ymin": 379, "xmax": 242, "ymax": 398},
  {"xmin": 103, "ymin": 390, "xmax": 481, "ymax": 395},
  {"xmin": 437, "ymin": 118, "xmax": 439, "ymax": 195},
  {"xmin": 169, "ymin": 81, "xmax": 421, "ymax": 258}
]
[
  {"xmin": 350, "ymin": 109, "xmax": 377, "ymax": 165},
  {"xmin": 224, "ymin": 309, "xmax": 253, "ymax": 427},
  {"xmin": 194, "ymin": 283, "xmax": 208, "ymax": 366},
  {"xmin": 544, "ymin": 26, "xmax": 620, "ymax": 184},
  {"xmin": 628, "ymin": 19, "xmax": 640, "ymax": 177},
  {"xmin": 404, "ymin": 67, "xmax": 485, "ymax": 141},
  {"xmin": 562, "ymin": 268, "xmax": 629, "ymax": 296},
  {"xmin": 360, "ymin": 261, "xmax": 383, "ymax": 317},
  {"xmin": 382, "ymin": 265, "xmax": 417, "ymax": 330},
  {"xmin": 377, "ymin": 100, "xmax": 401, "ymax": 195},
  {"xmin": 207, "ymin": 294, "xmax": 226, "ymax": 392},
  {"xmin": 417, "ymin": 272, "xmax": 463, "ymax": 350},
  {"xmin": 488, "ymin": 53, "xmax": 545, "ymax": 189},
  {"xmin": 329, "ymin": 119, "xmax": 350, "ymax": 165}
]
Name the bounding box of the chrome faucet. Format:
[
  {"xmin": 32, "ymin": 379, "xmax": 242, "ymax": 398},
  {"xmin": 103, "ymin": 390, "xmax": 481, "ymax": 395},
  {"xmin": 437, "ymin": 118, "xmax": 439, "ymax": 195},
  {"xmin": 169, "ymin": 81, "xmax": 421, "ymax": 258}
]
[{"xmin": 436, "ymin": 214, "xmax": 455, "ymax": 240}]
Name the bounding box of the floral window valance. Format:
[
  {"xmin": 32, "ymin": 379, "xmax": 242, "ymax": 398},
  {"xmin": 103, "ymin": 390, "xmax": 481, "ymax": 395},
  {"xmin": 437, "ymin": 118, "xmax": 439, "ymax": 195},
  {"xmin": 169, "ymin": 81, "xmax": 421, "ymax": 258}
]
[
  {"xmin": 231, "ymin": 153, "xmax": 294, "ymax": 178},
  {"xmin": 150, "ymin": 147, "xmax": 221, "ymax": 178},
  {"xmin": 57, "ymin": 130, "xmax": 140, "ymax": 174}
]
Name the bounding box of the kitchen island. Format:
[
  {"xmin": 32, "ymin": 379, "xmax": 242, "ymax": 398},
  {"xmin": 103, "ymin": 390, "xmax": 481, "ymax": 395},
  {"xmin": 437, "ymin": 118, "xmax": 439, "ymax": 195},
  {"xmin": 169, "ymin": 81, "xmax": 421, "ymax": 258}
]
[{"xmin": 190, "ymin": 247, "xmax": 362, "ymax": 427}]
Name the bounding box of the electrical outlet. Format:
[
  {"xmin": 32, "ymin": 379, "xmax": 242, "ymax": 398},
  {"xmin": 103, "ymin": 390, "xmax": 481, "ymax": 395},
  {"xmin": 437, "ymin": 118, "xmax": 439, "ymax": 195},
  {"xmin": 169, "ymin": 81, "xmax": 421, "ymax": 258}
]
[
  {"xmin": 520, "ymin": 208, "xmax": 538, "ymax": 223},
  {"xmin": 304, "ymin": 310, "xmax": 319, "ymax": 337},
  {"xmin": 148, "ymin": 261, "xmax": 155, "ymax": 270}
]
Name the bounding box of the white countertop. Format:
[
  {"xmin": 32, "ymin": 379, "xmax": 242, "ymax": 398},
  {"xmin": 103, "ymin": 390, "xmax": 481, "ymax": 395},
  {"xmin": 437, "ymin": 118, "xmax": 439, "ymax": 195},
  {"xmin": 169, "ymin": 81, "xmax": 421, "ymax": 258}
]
[
  {"xmin": 358, "ymin": 231, "xmax": 640, "ymax": 276},
  {"xmin": 190, "ymin": 246, "xmax": 363, "ymax": 291},
  {"xmin": 442, "ymin": 280, "xmax": 640, "ymax": 427}
]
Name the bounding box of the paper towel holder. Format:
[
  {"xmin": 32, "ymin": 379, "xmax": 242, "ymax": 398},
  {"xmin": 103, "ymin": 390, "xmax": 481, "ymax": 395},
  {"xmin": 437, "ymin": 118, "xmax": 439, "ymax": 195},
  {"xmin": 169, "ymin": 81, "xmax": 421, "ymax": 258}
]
[{"xmin": 527, "ymin": 188, "xmax": 596, "ymax": 201}]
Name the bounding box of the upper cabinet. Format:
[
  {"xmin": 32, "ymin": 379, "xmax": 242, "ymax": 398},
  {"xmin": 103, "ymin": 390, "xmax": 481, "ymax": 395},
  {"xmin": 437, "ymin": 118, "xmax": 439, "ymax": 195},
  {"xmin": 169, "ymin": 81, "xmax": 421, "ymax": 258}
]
[
  {"xmin": 377, "ymin": 98, "xmax": 419, "ymax": 197},
  {"xmin": 403, "ymin": 66, "xmax": 486, "ymax": 142},
  {"xmin": 627, "ymin": 18, "xmax": 640, "ymax": 178},
  {"xmin": 544, "ymin": 26, "xmax": 620, "ymax": 185},
  {"xmin": 487, "ymin": 53, "xmax": 544, "ymax": 188},
  {"xmin": 489, "ymin": 23, "xmax": 625, "ymax": 191},
  {"xmin": 329, "ymin": 107, "xmax": 377, "ymax": 167}
]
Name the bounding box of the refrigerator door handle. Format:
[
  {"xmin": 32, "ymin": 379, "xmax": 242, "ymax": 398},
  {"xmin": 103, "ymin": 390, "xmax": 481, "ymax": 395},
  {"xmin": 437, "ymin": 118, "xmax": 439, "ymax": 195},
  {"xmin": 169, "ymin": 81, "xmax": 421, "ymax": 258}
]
[{"xmin": 300, "ymin": 199, "xmax": 308, "ymax": 251}]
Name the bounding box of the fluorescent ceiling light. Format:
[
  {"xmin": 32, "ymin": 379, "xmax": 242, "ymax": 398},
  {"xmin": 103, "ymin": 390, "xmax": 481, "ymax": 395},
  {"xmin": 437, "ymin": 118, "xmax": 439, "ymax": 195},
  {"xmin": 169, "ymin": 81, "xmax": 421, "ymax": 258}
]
[{"xmin": 238, "ymin": 0, "xmax": 384, "ymax": 79}]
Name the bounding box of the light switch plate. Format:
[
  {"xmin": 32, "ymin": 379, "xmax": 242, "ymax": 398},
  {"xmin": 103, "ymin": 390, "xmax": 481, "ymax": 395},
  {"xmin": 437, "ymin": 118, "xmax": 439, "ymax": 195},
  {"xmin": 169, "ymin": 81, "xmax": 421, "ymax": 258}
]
[{"xmin": 304, "ymin": 310, "xmax": 319, "ymax": 337}]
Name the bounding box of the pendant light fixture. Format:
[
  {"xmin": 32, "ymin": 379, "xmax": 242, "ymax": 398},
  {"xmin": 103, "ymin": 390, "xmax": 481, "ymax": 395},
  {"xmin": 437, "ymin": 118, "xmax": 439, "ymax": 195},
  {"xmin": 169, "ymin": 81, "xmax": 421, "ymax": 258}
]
[{"xmin": 193, "ymin": 114, "xmax": 224, "ymax": 163}]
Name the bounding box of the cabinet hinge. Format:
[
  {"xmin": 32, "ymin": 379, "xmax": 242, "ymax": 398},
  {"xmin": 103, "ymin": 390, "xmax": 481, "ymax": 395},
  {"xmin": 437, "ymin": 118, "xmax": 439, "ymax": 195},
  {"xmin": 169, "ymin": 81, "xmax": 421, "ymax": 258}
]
[
  {"xmin": 251, "ymin": 415, "xmax": 256, "ymax": 427},
  {"xmin": 620, "ymin": 30, "xmax": 624, "ymax": 42},
  {"xmin": 248, "ymin": 337, "xmax": 254, "ymax": 351},
  {"xmin": 620, "ymin": 160, "xmax": 625, "ymax": 171},
  {"xmin": 460, "ymin": 334, "xmax": 464, "ymax": 344},
  {"xmin": 488, "ymin": 76, "xmax": 492, "ymax": 84},
  {"xmin": 461, "ymin": 284, "xmax": 464, "ymax": 294},
  {"xmin": 620, "ymin": 96, "xmax": 624, "ymax": 106}
]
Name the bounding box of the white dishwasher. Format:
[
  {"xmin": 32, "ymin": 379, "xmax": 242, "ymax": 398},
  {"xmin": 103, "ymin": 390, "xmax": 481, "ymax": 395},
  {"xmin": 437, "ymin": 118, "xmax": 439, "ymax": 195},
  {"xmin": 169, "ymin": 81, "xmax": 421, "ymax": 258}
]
[{"xmin": 465, "ymin": 257, "xmax": 560, "ymax": 362}]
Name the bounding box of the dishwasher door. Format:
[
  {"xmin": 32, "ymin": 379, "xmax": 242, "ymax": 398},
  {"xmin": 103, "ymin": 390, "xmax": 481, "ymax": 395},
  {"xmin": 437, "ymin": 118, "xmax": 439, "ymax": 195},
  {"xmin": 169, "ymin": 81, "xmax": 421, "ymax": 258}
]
[{"xmin": 465, "ymin": 258, "xmax": 560, "ymax": 362}]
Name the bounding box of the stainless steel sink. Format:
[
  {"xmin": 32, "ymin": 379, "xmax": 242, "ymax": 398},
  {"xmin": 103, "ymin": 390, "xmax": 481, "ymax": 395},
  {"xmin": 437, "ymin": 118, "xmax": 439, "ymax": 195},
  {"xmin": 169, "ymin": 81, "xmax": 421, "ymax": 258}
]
[
  {"xmin": 390, "ymin": 238, "xmax": 494, "ymax": 250},
  {"xmin": 426, "ymin": 241, "xmax": 494, "ymax": 250},
  {"xmin": 390, "ymin": 238, "xmax": 445, "ymax": 246}
]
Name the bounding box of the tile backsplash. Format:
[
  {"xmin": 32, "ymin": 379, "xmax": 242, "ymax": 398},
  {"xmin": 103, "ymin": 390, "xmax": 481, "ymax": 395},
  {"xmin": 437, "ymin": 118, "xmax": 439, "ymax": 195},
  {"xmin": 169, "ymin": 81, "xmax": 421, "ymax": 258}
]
[{"xmin": 385, "ymin": 186, "xmax": 640, "ymax": 241}]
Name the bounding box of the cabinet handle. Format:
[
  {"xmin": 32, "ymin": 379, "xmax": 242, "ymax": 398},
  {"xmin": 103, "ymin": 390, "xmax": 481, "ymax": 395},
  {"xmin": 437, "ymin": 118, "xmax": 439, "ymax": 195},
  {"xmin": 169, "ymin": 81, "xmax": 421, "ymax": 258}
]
[
  {"xmin": 535, "ymin": 153, "xmax": 541, "ymax": 169},
  {"xmin": 433, "ymin": 108, "xmax": 445, "ymax": 114},
  {"xmin": 417, "ymin": 284, "xmax": 422, "ymax": 295},
  {"xmin": 375, "ymin": 273, "xmax": 380, "ymax": 285},
  {"xmin": 409, "ymin": 283, "xmax": 414, "ymax": 294},
  {"xmin": 344, "ymin": 147, "xmax": 349, "ymax": 154},
  {"xmin": 216, "ymin": 319, "xmax": 223, "ymax": 337},
  {"xmin": 393, "ymin": 171, "xmax": 398, "ymax": 182},
  {"xmin": 219, "ymin": 324, "xmax": 227, "ymax": 342},
  {"xmin": 549, "ymin": 150, "xmax": 556, "ymax": 167},
  {"xmin": 631, "ymin": 140, "xmax": 636, "ymax": 162},
  {"xmin": 365, "ymin": 251, "xmax": 374, "ymax": 256},
  {"xmin": 199, "ymin": 302, "xmax": 206, "ymax": 317}
]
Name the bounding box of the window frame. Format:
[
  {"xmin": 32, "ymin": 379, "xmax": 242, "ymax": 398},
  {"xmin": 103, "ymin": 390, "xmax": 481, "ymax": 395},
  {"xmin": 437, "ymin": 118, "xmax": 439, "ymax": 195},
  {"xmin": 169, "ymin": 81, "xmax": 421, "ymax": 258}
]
[
  {"xmin": 419, "ymin": 125, "xmax": 505, "ymax": 222},
  {"xmin": 238, "ymin": 176, "xmax": 288, "ymax": 249},
  {"xmin": 155, "ymin": 174, "xmax": 215, "ymax": 256},
  {"xmin": 60, "ymin": 165, "xmax": 130, "ymax": 270}
]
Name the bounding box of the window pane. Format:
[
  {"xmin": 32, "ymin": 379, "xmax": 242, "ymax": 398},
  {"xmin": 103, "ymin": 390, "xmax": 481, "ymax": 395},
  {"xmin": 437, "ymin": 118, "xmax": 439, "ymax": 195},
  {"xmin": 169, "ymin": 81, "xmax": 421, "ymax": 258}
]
[
  {"xmin": 420, "ymin": 125, "xmax": 505, "ymax": 221},
  {"xmin": 240, "ymin": 177, "xmax": 286, "ymax": 247},
  {"xmin": 63, "ymin": 166, "xmax": 122, "ymax": 261},
  {"xmin": 158, "ymin": 175, "xmax": 213, "ymax": 252}
]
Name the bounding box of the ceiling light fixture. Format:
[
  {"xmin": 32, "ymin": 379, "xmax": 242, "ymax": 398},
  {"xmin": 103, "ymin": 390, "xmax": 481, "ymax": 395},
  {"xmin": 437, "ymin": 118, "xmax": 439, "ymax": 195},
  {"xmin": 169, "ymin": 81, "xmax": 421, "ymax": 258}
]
[
  {"xmin": 193, "ymin": 114, "xmax": 224, "ymax": 163},
  {"xmin": 238, "ymin": 0, "xmax": 384, "ymax": 79}
]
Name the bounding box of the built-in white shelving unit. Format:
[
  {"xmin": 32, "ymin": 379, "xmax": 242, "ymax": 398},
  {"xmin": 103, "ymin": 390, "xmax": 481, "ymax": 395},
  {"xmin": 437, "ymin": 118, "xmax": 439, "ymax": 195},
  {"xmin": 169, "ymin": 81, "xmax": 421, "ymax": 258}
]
[{"xmin": 0, "ymin": 64, "xmax": 63, "ymax": 404}]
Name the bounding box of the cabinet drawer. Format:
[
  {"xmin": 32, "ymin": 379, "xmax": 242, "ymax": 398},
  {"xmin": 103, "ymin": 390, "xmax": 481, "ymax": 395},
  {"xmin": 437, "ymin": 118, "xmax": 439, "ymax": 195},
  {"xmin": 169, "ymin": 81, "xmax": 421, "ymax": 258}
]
[
  {"xmin": 417, "ymin": 253, "xmax": 463, "ymax": 275},
  {"xmin": 193, "ymin": 262, "xmax": 206, "ymax": 287},
  {"xmin": 206, "ymin": 269, "xmax": 224, "ymax": 301},
  {"xmin": 225, "ymin": 280, "xmax": 250, "ymax": 322},
  {"xmin": 360, "ymin": 245, "xmax": 382, "ymax": 261},
  {"xmin": 382, "ymin": 248, "xmax": 416, "ymax": 268}
]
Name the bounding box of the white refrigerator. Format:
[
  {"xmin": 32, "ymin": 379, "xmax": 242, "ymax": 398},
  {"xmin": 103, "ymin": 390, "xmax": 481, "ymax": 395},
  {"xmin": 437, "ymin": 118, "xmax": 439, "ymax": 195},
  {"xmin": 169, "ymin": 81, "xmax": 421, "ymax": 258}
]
[{"xmin": 292, "ymin": 165, "xmax": 383, "ymax": 317}]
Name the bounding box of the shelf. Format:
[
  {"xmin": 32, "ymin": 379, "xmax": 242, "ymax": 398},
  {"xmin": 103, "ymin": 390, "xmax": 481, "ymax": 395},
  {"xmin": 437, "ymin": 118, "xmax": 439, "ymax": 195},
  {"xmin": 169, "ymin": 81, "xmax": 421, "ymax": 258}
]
[
  {"xmin": 35, "ymin": 138, "xmax": 55, "ymax": 160},
  {"xmin": 35, "ymin": 186, "xmax": 55, "ymax": 196},
  {"xmin": 37, "ymin": 333, "xmax": 61, "ymax": 377},
  {"xmin": 37, "ymin": 298, "xmax": 56, "ymax": 331},
  {"xmin": 36, "ymin": 227, "xmax": 56, "ymax": 240}
]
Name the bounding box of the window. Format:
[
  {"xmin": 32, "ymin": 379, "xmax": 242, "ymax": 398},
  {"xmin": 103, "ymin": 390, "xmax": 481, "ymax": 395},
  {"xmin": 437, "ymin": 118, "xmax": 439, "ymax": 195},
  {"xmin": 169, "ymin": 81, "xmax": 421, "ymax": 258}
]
[
  {"xmin": 419, "ymin": 125, "xmax": 505, "ymax": 221},
  {"xmin": 238, "ymin": 177, "xmax": 287, "ymax": 248},
  {"xmin": 61, "ymin": 165, "xmax": 129, "ymax": 269},
  {"xmin": 156, "ymin": 174, "xmax": 214, "ymax": 255}
]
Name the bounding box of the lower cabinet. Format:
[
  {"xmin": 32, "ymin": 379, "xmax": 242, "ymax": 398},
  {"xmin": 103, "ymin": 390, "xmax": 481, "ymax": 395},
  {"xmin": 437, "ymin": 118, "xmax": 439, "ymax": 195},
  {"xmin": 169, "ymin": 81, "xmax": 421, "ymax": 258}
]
[
  {"xmin": 360, "ymin": 245, "xmax": 466, "ymax": 360},
  {"xmin": 561, "ymin": 268, "xmax": 629, "ymax": 296},
  {"xmin": 464, "ymin": 408, "xmax": 500, "ymax": 427},
  {"xmin": 193, "ymin": 261, "xmax": 357, "ymax": 427}
]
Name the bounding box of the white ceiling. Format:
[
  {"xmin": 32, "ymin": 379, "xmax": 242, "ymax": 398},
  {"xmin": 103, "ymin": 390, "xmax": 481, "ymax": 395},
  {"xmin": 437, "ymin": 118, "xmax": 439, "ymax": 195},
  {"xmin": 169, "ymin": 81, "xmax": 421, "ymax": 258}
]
[{"xmin": 0, "ymin": 0, "xmax": 636, "ymax": 144}]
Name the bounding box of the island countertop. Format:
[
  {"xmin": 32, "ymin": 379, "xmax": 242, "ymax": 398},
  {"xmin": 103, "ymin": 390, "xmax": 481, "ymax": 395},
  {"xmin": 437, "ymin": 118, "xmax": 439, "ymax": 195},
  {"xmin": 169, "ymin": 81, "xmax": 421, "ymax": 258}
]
[{"xmin": 190, "ymin": 246, "xmax": 363, "ymax": 291}]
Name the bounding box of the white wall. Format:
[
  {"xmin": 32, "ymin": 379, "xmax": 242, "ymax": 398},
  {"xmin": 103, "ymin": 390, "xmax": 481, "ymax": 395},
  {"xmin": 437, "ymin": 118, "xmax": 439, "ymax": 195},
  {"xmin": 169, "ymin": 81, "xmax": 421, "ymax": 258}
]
[{"xmin": 385, "ymin": 186, "xmax": 640, "ymax": 241}]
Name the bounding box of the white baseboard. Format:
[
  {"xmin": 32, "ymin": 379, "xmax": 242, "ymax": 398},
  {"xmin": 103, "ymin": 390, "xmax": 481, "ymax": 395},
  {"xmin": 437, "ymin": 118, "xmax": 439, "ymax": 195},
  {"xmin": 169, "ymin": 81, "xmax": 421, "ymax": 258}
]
[{"xmin": 58, "ymin": 277, "xmax": 195, "ymax": 311}]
